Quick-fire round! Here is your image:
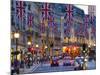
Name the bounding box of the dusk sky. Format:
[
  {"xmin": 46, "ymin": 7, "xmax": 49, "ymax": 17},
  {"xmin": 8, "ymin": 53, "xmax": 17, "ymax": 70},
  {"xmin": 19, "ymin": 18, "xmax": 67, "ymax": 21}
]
[{"xmin": 75, "ymin": 5, "xmax": 88, "ymax": 14}]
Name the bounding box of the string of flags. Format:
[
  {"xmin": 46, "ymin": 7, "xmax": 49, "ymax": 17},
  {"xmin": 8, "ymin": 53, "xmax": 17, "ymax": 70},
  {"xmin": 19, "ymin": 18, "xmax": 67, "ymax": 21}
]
[{"xmin": 11, "ymin": 1, "xmax": 96, "ymax": 39}]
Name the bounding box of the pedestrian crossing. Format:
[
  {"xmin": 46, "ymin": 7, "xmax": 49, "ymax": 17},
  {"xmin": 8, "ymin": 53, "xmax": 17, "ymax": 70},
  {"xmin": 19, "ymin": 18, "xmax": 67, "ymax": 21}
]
[{"xmin": 32, "ymin": 65, "xmax": 74, "ymax": 73}]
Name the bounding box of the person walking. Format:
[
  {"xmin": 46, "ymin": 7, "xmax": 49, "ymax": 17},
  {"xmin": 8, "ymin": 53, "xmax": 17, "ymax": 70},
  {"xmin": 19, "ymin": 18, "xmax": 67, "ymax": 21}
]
[{"xmin": 13, "ymin": 59, "xmax": 20, "ymax": 74}]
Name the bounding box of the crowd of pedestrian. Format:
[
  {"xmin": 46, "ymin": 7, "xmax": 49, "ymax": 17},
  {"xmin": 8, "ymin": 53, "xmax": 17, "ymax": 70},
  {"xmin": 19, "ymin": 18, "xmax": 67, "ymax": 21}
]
[{"xmin": 11, "ymin": 53, "xmax": 49, "ymax": 74}]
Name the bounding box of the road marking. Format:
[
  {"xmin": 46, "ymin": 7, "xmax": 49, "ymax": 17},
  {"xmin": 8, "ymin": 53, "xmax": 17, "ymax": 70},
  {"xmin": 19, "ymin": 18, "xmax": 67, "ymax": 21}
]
[{"xmin": 32, "ymin": 64, "xmax": 41, "ymax": 72}]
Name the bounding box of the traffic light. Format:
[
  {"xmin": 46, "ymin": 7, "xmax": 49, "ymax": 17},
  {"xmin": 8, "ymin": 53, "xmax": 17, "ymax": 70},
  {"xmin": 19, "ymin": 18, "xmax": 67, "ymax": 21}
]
[
  {"xmin": 82, "ymin": 43, "xmax": 89, "ymax": 56},
  {"xmin": 82, "ymin": 43, "xmax": 87, "ymax": 51},
  {"xmin": 50, "ymin": 43, "xmax": 53, "ymax": 47}
]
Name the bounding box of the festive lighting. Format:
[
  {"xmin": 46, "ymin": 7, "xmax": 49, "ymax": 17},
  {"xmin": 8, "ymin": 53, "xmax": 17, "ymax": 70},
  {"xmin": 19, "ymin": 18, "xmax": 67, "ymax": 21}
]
[
  {"xmin": 36, "ymin": 44, "xmax": 39, "ymax": 47},
  {"xmin": 62, "ymin": 46, "xmax": 66, "ymax": 53},
  {"xmin": 73, "ymin": 47, "xmax": 76, "ymax": 50},
  {"xmin": 45, "ymin": 45, "xmax": 47, "ymax": 49},
  {"xmin": 64, "ymin": 37, "xmax": 68, "ymax": 43},
  {"xmin": 27, "ymin": 41, "xmax": 31, "ymax": 45}
]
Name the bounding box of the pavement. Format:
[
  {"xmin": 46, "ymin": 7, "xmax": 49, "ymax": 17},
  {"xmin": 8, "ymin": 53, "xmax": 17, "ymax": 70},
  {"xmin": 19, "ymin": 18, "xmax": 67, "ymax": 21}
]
[
  {"xmin": 19, "ymin": 63, "xmax": 41, "ymax": 74},
  {"xmin": 87, "ymin": 60, "xmax": 96, "ymax": 70},
  {"xmin": 19, "ymin": 60, "xmax": 75, "ymax": 74},
  {"xmin": 31, "ymin": 60, "xmax": 75, "ymax": 73},
  {"xmin": 32, "ymin": 64, "xmax": 75, "ymax": 73},
  {"xmin": 19, "ymin": 59, "xmax": 96, "ymax": 74}
]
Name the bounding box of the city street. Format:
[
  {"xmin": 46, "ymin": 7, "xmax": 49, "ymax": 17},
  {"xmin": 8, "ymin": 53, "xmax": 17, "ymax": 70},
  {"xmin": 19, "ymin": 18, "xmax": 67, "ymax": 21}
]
[
  {"xmin": 11, "ymin": 1, "xmax": 96, "ymax": 74},
  {"xmin": 32, "ymin": 65, "xmax": 74, "ymax": 73},
  {"xmin": 32, "ymin": 61, "xmax": 74, "ymax": 73},
  {"xmin": 21, "ymin": 60, "xmax": 75, "ymax": 74},
  {"xmin": 19, "ymin": 59, "xmax": 96, "ymax": 74}
]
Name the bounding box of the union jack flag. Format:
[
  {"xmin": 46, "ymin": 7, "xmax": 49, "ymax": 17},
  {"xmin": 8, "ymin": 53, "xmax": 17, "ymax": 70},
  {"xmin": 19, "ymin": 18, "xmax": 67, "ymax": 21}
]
[
  {"xmin": 65, "ymin": 4, "xmax": 73, "ymax": 24},
  {"xmin": 28, "ymin": 13, "xmax": 34, "ymax": 27},
  {"xmin": 23, "ymin": 4, "xmax": 28, "ymax": 30},
  {"xmin": 89, "ymin": 15, "xmax": 94, "ymax": 25},
  {"xmin": 41, "ymin": 3, "xmax": 52, "ymax": 20},
  {"xmin": 91, "ymin": 17, "xmax": 96, "ymax": 36},
  {"xmin": 75, "ymin": 23, "xmax": 84, "ymax": 37},
  {"xmin": 64, "ymin": 4, "xmax": 73, "ymax": 37},
  {"xmin": 16, "ymin": 1, "xmax": 26, "ymax": 30},
  {"xmin": 84, "ymin": 15, "xmax": 89, "ymax": 27},
  {"xmin": 84, "ymin": 15, "xmax": 89, "ymax": 38},
  {"xmin": 64, "ymin": 23, "xmax": 71, "ymax": 37},
  {"xmin": 91, "ymin": 25, "xmax": 96, "ymax": 36},
  {"xmin": 40, "ymin": 19, "xmax": 45, "ymax": 33},
  {"xmin": 53, "ymin": 22, "xmax": 58, "ymax": 34},
  {"xmin": 11, "ymin": 0, "xmax": 17, "ymax": 28},
  {"xmin": 16, "ymin": 1, "xmax": 25, "ymax": 20},
  {"xmin": 48, "ymin": 16, "xmax": 55, "ymax": 28},
  {"xmin": 11, "ymin": 0, "xmax": 25, "ymax": 30},
  {"xmin": 89, "ymin": 15, "xmax": 96, "ymax": 35}
]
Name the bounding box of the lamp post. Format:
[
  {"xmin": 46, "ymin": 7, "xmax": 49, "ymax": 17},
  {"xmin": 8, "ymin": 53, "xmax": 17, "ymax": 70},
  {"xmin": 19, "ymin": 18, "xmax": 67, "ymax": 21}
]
[
  {"xmin": 13, "ymin": 32, "xmax": 20, "ymax": 74},
  {"xmin": 82, "ymin": 43, "xmax": 88, "ymax": 70},
  {"xmin": 45, "ymin": 19, "xmax": 48, "ymax": 58},
  {"xmin": 36, "ymin": 44, "xmax": 39, "ymax": 57},
  {"xmin": 36, "ymin": 44, "xmax": 39, "ymax": 56},
  {"xmin": 27, "ymin": 41, "xmax": 32, "ymax": 67},
  {"xmin": 27, "ymin": 41, "xmax": 32, "ymax": 55},
  {"xmin": 14, "ymin": 32, "xmax": 20, "ymax": 59}
]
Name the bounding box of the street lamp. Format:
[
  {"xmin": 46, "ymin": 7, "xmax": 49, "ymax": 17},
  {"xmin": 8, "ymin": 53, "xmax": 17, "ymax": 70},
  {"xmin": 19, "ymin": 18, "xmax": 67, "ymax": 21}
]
[
  {"xmin": 13, "ymin": 32, "xmax": 20, "ymax": 74},
  {"xmin": 27, "ymin": 41, "xmax": 32, "ymax": 54},
  {"xmin": 45, "ymin": 45, "xmax": 47, "ymax": 49},
  {"xmin": 14, "ymin": 32, "xmax": 20, "ymax": 39},
  {"xmin": 36, "ymin": 44, "xmax": 39, "ymax": 48},
  {"xmin": 27, "ymin": 41, "xmax": 31, "ymax": 46},
  {"xmin": 14, "ymin": 32, "xmax": 20, "ymax": 59}
]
